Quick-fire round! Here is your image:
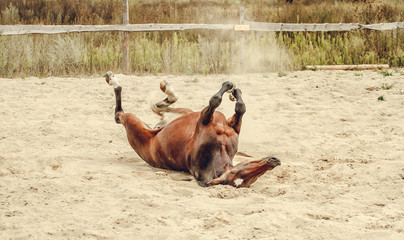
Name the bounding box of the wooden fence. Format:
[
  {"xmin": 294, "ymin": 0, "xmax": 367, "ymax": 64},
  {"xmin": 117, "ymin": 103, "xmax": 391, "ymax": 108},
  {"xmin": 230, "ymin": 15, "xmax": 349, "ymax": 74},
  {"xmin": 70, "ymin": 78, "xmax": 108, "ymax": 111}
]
[
  {"xmin": 0, "ymin": 1, "xmax": 402, "ymax": 73},
  {"xmin": 1, "ymin": 22, "xmax": 402, "ymax": 35}
]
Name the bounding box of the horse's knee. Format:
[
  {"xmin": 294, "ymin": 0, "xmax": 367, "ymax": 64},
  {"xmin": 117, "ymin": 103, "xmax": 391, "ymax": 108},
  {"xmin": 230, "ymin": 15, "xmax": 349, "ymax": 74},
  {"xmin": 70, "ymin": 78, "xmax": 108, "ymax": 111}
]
[
  {"xmin": 209, "ymin": 95, "xmax": 222, "ymax": 109},
  {"xmin": 232, "ymin": 89, "xmax": 246, "ymax": 115},
  {"xmin": 235, "ymin": 101, "xmax": 246, "ymax": 115}
]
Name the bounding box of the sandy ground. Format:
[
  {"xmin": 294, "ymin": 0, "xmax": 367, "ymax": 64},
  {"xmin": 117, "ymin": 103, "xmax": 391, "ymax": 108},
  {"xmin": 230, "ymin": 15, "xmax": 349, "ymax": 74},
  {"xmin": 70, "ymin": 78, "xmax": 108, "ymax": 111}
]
[{"xmin": 0, "ymin": 70, "xmax": 403, "ymax": 239}]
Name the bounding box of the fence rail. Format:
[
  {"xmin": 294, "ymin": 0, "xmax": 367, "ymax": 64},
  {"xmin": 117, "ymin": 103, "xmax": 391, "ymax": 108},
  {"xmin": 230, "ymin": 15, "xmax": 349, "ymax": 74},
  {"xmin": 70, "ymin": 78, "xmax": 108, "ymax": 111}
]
[
  {"xmin": 0, "ymin": 22, "xmax": 403, "ymax": 35},
  {"xmin": 245, "ymin": 21, "xmax": 404, "ymax": 32},
  {"xmin": 0, "ymin": 24, "xmax": 234, "ymax": 35}
]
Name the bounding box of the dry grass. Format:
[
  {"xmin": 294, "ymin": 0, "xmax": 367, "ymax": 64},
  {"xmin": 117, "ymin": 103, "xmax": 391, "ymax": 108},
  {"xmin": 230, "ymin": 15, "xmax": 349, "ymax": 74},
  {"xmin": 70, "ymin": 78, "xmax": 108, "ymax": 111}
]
[{"xmin": 0, "ymin": 0, "xmax": 403, "ymax": 77}]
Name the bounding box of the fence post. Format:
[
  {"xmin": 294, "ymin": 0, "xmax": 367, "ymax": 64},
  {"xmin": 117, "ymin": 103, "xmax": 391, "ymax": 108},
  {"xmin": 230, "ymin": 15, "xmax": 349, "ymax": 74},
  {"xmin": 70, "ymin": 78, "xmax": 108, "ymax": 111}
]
[
  {"xmin": 122, "ymin": 0, "xmax": 129, "ymax": 75},
  {"xmin": 239, "ymin": 4, "xmax": 245, "ymax": 73}
]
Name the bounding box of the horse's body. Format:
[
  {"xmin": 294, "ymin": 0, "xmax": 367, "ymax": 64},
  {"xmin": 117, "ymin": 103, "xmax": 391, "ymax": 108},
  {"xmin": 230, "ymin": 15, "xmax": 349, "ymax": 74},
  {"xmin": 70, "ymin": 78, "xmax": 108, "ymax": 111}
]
[{"xmin": 105, "ymin": 72, "xmax": 280, "ymax": 187}]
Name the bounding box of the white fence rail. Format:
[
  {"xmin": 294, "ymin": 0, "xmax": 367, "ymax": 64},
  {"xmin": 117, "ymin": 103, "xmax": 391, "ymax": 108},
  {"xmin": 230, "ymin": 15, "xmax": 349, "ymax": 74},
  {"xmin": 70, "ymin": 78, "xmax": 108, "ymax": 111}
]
[
  {"xmin": 0, "ymin": 22, "xmax": 402, "ymax": 35},
  {"xmin": 0, "ymin": 24, "xmax": 234, "ymax": 35}
]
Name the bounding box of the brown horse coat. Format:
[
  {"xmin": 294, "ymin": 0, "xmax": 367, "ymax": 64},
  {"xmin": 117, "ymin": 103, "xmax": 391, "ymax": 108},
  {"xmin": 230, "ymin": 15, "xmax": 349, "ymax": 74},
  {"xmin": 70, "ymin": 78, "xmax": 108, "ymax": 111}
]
[{"xmin": 105, "ymin": 72, "xmax": 280, "ymax": 187}]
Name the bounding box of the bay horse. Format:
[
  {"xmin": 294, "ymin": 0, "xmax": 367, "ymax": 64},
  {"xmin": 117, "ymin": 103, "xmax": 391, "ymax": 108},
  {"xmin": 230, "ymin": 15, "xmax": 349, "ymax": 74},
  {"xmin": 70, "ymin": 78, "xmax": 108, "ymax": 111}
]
[{"xmin": 105, "ymin": 72, "xmax": 280, "ymax": 187}]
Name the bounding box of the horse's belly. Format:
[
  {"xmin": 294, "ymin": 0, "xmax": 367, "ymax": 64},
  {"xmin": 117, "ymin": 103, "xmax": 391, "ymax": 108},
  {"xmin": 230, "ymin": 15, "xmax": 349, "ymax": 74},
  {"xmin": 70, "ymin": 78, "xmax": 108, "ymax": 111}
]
[{"xmin": 152, "ymin": 113, "xmax": 199, "ymax": 170}]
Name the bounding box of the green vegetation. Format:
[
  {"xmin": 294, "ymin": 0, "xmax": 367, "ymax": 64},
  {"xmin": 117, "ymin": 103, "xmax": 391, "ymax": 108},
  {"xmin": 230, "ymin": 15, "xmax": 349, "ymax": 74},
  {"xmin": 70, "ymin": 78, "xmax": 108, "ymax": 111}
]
[
  {"xmin": 0, "ymin": 31, "xmax": 291, "ymax": 76},
  {"xmin": 186, "ymin": 77, "xmax": 199, "ymax": 83},
  {"xmin": 0, "ymin": 0, "xmax": 403, "ymax": 77},
  {"xmin": 379, "ymin": 70, "xmax": 393, "ymax": 76},
  {"xmin": 278, "ymin": 71, "xmax": 288, "ymax": 77},
  {"xmin": 378, "ymin": 95, "xmax": 385, "ymax": 101},
  {"xmin": 381, "ymin": 83, "xmax": 394, "ymax": 90}
]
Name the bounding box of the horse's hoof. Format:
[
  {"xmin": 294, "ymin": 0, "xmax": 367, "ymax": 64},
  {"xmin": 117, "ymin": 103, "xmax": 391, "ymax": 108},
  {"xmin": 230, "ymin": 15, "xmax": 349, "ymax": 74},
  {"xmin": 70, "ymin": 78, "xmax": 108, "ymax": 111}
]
[
  {"xmin": 160, "ymin": 80, "xmax": 168, "ymax": 92},
  {"xmin": 160, "ymin": 80, "xmax": 178, "ymax": 103},
  {"xmin": 266, "ymin": 157, "xmax": 281, "ymax": 168},
  {"xmin": 223, "ymin": 81, "xmax": 236, "ymax": 93}
]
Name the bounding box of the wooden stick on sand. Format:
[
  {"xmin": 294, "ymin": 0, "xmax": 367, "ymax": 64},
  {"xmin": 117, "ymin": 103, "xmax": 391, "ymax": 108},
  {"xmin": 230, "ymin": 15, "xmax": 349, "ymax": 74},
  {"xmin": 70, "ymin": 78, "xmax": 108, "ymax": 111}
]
[{"xmin": 305, "ymin": 64, "xmax": 389, "ymax": 71}]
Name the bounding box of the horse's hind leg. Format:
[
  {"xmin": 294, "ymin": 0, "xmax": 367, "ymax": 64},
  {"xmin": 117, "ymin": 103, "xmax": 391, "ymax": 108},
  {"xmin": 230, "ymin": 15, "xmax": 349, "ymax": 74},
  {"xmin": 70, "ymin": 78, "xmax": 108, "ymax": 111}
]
[
  {"xmin": 152, "ymin": 80, "xmax": 179, "ymax": 119},
  {"xmin": 105, "ymin": 72, "xmax": 155, "ymax": 161},
  {"xmin": 227, "ymin": 88, "xmax": 246, "ymax": 134},
  {"xmin": 152, "ymin": 80, "xmax": 193, "ymax": 129},
  {"xmin": 201, "ymin": 81, "xmax": 235, "ymax": 125},
  {"xmin": 105, "ymin": 71, "xmax": 124, "ymax": 124}
]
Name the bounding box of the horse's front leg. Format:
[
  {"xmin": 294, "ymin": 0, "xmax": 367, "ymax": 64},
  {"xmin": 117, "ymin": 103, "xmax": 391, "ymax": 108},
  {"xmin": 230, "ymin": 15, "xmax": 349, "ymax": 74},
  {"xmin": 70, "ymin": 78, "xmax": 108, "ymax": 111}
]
[
  {"xmin": 201, "ymin": 81, "xmax": 235, "ymax": 125},
  {"xmin": 208, "ymin": 157, "xmax": 281, "ymax": 187},
  {"xmin": 227, "ymin": 88, "xmax": 246, "ymax": 134}
]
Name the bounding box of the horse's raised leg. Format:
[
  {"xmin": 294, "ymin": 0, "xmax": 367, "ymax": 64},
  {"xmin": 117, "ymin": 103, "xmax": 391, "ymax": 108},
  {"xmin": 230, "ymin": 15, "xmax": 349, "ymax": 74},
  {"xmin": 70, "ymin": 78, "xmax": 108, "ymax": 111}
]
[
  {"xmin": 201, "ymin": 81, "xmax": 235, "ymax": 125},
  {"xmin": 105, "ymin": 72, "xmax": 156, "ymax": 161},
  {"xmin": 227, "ymin": 88, "xmax": 246, "ymax": 134},
  {"xmin": 151, "ymin": 80, "xmax": 193, "ymax": 129},
  {"xmin": 105, "ymin": 71, "xmax": 124, "ymax": 123},
  {"xmin": 152, "ymin": 80, "xmax": 179, "ymax": 119},
  {"xmin": 209, "ymin": 157, "xmax": 281, "ymax": 187},
  {"xmin": 207, "ymin": 86, "xmax": 280, "ymax": 187}
]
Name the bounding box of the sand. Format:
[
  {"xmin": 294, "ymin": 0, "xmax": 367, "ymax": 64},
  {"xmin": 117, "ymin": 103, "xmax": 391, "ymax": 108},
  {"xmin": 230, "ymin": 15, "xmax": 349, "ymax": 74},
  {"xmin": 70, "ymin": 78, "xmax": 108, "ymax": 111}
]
[{"xmin": 1, "ymin": 70, "xmax": 403, "ymax": 239}]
